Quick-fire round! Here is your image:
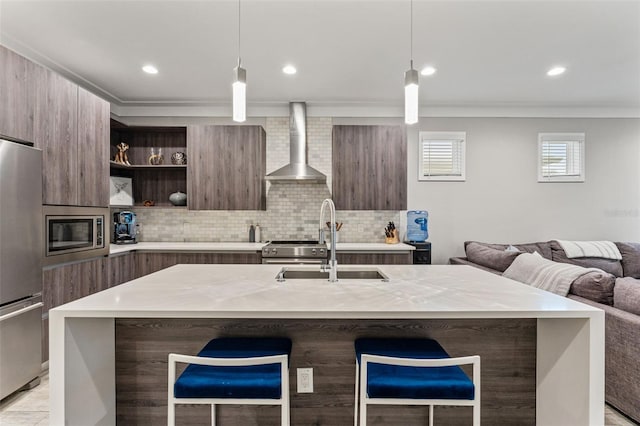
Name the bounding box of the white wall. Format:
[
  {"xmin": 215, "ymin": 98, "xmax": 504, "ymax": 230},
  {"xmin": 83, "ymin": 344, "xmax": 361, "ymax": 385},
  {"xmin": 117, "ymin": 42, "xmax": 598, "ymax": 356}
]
[{"xmin": 406, "ymin": 118, "xmax": 640, "ymax": 264}]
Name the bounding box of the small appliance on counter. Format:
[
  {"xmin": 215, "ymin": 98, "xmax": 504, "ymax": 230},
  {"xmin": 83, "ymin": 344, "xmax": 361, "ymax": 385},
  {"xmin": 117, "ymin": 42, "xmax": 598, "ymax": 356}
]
[{"xmin": 113, "ymin": 211, "xmax": 137, "ymax": 244}]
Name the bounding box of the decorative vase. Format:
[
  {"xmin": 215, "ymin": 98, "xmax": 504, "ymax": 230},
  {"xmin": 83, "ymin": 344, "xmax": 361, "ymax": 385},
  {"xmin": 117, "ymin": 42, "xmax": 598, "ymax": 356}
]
[
  {"xmin": 171, "ymin": 151, "xmax": 187, "ymax": 165},
  {"xmin": 169, "ymin": 191, "xmax": 187, "ymax": 206}
]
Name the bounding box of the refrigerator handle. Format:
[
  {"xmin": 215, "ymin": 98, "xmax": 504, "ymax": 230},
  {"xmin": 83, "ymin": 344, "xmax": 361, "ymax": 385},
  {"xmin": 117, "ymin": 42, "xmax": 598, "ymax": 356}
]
[{"xmin": 0, "ymin": 302, "xmax": 43, "ymax": 323}]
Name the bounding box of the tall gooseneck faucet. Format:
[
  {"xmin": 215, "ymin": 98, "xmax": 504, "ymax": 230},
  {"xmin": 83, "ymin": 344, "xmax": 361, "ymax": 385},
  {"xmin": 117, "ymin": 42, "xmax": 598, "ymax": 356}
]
[{"xmin": 319, "ymin": 198, "xmax": 338, "ymax": 282}]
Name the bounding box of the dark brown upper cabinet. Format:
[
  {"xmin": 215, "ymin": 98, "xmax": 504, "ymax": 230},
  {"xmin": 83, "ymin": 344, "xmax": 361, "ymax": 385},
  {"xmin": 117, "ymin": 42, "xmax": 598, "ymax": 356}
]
[
  {"xmin": 0, "ymin": 45, "xmax": 35, "ymax": 142},
  {"xmin": 77, "ymin": 87, "xmax": 110, "ymax": 206},
  {"xmin": 34, "ymin": 68, "xmax": 79, "ymax": 205},
  {"xmin": 187, "ymin": 125, "xmax": 266, "ymax": 210},
  {"xmin": 33, "ymin": 70, "xmax": 110, "ymax": 207},
  {"xmin": 332, "ymin": 125, "xmax": 407, "ymax": 210},
  {"xmin": 1, "ymin": 46, "xmax": 110, "ymax": 207}
]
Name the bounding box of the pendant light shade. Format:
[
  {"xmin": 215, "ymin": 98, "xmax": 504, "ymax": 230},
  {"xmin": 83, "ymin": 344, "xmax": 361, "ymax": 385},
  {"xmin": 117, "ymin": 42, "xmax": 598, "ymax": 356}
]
[
  {"xmin": 404, "ymin": 65, "xmax": 419, "ymax": 125},
  {"xmin": 233, "ymin": 62, "xmax": 246, "ymax": 123},
  {"xmin": 404, "ymin": 0, "xmax": 419, "ymax": 125},
  {"xmin": 232, "ymin": 0, "xmax": 246, "ymax": 123}
]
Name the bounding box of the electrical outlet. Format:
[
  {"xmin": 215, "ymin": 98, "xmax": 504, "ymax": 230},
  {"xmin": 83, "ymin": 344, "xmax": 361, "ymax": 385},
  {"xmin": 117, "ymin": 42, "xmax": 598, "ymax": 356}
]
[{"xmin": 297, "ymin": 368, "xmax": 313, "ymax": 393}]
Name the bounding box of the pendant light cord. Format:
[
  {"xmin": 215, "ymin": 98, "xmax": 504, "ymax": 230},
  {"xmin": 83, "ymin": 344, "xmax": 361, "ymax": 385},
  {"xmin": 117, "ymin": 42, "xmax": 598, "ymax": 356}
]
[
  {"xmin": 238, "ymin": 0, "xmax": 242, "ymax": 66},
  {"xmin": 410, "ymin": 0, "xmax": 413, "ymax": 68}
]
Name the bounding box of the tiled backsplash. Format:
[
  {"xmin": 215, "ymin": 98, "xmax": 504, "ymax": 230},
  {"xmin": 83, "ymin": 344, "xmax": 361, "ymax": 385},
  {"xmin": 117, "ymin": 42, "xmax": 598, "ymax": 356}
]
[{"xmin": 131, "ymin": 117, "xmax": 400, "ymax": 243}]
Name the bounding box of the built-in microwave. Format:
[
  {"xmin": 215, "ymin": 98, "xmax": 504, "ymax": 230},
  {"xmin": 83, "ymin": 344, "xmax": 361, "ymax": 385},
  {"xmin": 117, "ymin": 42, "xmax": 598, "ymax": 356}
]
[{"xmin": 43, "ymin": 206, "xmax": 109, "ymax": 265}]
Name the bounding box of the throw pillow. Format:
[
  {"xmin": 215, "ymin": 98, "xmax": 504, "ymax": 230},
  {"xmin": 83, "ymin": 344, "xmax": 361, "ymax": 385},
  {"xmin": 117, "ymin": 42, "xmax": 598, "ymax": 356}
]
[
  {"xmin": 569, "ymin": 270, "xmax": 616, "ymax": 305},
  {"xmin": 550, "ymin": 240, "xmax": 623, "ymax": 277},
  {"xmin": 615, "ymin": 242, "xmax": 640, "ymax": 278},
  {"xmin": 613, "ymin": 277, "xmax": 640, "ymax": 316},
  {"xmin": 465, "ymin": 242, "xmax": 521, "ymax": 272},
  {"xmin": 503, "ymin": 252, "xmax": 593, "ymax": 297},
  {"xmin": 463, "ymin": 241, "xmax": 553, "ymax": 259}
]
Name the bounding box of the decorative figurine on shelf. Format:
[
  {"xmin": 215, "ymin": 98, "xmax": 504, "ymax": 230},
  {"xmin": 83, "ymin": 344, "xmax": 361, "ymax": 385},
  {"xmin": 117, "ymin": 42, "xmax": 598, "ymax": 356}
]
[
  {"xmin": 114, "ymin": 142, "xmax": 131, "ymax": 165},
  {"xmin": 171, "ymin": 151, "xmax": 186, "ymax": 165},
  {"xmin": 148, "ymin": 147, "xmax": 164, "ymax": 165},
  {"xmin": 169, "ymin": 191, "xmax": 187, "ymax": 206}
]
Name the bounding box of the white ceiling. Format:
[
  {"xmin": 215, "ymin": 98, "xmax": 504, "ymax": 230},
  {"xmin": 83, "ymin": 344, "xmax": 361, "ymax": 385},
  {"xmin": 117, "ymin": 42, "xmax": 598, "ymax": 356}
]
[{"xmin": 1, "ymin": 0, "xmax": 639, "ymax": 117}]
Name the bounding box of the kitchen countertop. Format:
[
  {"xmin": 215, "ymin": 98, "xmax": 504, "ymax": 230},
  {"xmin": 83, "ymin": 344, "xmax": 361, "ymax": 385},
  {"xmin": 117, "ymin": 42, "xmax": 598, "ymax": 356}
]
[
  {"xmin": 109, "ymin": 241, "xmax": 415, "ymax": 255},
  {"xmin": 51, "ymin": 264, "xmax": 598, "ymax": 318}
]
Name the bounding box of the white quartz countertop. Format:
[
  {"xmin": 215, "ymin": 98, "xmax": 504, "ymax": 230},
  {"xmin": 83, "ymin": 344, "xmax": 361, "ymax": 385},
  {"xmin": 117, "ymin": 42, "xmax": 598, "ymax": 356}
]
[
  {"xmin": 51, "ymin": 264, "xmax": 600, "ymax": 319},
  {"xmin": 109, "ymin": 242, "xmax": 415, "ymax": 255}
]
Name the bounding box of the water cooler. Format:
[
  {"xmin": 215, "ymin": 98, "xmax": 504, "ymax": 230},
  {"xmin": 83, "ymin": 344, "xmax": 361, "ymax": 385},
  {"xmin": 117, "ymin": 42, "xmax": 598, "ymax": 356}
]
[{"xmin": 406, "ymin": 211, "xmax": 431, "ymax": 264}]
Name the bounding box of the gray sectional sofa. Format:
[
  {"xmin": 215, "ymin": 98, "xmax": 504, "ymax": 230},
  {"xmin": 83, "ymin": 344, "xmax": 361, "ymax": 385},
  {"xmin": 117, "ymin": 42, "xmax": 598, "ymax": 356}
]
[{"xmin": 449, "ymin": 240, "xmax": 640, "ymax": 423}]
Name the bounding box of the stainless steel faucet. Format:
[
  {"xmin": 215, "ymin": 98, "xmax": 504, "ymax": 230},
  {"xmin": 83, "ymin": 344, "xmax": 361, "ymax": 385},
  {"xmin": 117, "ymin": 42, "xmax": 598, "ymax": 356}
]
[{"xmin": 319, "ymin": 198, "xmax": 338, "ymax": 282}]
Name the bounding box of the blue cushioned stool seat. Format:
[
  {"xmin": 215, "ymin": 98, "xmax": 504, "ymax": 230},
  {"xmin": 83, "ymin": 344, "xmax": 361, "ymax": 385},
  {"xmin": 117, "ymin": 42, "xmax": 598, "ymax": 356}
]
[
  {"xmin": 174, "ymin": 337, "xmax": 292, "ymax": 400},
  {"xmin": 355, "ymin": 338, "xmax": 475, "ymax": 400}
]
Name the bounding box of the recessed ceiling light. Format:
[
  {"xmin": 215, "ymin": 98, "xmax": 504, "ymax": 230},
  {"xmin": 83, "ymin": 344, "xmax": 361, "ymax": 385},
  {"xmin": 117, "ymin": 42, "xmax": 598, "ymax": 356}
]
[
  {"xmin": 142, "ymin": 64, "xmax": 158, "ymax": 75},
  {"xmin": 282, "ymin": 65, "xmax": 297, "ymax": 75},
  {"xmin": 547, "ymin": 66, "xmax": 566, "ymax": 77},
  {"xmin": 420, "ymin": 66, "xmax": 437, "ymax": 76}
]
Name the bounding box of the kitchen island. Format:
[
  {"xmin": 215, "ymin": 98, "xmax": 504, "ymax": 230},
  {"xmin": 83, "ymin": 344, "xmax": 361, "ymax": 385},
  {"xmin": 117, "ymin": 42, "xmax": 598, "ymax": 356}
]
[{"xmin": 49, "ymin": 264, "xmax": 603, "ymax": 425}]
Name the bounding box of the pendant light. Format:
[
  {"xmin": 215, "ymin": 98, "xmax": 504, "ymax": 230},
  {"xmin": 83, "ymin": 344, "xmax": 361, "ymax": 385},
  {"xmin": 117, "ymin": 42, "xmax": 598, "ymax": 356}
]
[
  {"xmin": 233, "ymin": 0, "xmax": 246, "ymax": 122},
  {"xmin": 404, "ymin": 0, "xmax": 419, "ymax": 125}
]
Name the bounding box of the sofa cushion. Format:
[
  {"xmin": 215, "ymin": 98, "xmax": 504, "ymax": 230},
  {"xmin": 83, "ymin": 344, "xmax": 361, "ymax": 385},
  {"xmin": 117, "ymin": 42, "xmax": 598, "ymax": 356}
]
[
  {"xmin": 550, "ymin": 240, "xmax": 623, "ymax": 277},
  {"xmin": 464, "ymin": 241, "xmax": 553, "ymax": 260},
  {"xmin": 568, "ymin": 270, "xmax": 616, "ymax": 305},
  {"xmin": 465, "ymin": 242, "xmax": 521, "ymax": 272},
  {"xmin": 613, "ymin": 277, "xmax": 640, "ymax": 316},
  {"xmin": 615, "ymin": 242, "xmax": 640, "ymax": 278}
]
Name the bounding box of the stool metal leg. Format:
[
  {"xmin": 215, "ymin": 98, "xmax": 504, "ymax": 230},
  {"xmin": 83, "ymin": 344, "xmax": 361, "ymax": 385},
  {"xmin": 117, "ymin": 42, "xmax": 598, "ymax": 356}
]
[
  {"xmin": 429, "ymin": 405, "xmax": 434, "ymax": 426},
  {"xmin": 211, "ymin": 404, "xmax": 216, "ymax": 426},
  {"xmin": 168, "ymin": 354, "xmax": 176, "ymax": 426},
  {"xmin": 354, "ymin": 363, "xmax": 359, "ymax": 426},
  {"xmin": 168, "ymin": 402, "xmax": 175, "ymax": 426},
  {"xmin": 359, "ymin": 362, "xmax": 367, "ymax": 426}
]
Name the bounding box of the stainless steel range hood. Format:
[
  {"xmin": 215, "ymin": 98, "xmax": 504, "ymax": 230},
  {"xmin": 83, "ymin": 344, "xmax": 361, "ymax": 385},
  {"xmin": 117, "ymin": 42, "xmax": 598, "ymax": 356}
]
[{"xmin": 265, "ymin": 102, "xmax": 327, "ymax": 183}]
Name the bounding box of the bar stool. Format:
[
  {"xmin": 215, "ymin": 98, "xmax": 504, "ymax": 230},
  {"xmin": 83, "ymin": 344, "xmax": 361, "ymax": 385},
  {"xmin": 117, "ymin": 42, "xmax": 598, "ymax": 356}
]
[
  {"xmin": 168, "ymin": 337, "xmax": 292, "ymax": 426},
  {"xmin": 354, "ymin": 338, "xmax": 480, "ymax": 426}
]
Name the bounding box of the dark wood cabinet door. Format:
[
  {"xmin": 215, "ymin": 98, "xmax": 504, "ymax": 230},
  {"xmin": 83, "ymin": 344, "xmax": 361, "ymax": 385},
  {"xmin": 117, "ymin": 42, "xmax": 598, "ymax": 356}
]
[
  {"xmin": 107, "ymin": 253, "xmax": 135, "ymax": 287},
  {"xmin": 0, "ymin": 45, "xmax": 35, "ymax": 142},
  {"xmin": 34, "ymin": 68, "xmax": 79, "ymax": 205},
  {"xmin": 134, "ymin": 252, "xmax": 261, "ymax": 278},
  {"xmin": 336, "ymin": 252, "xmax": 412, "ymax": 265},
  {"xmin": 77, "ymin": 87, "xmax": 110, "ymax": 206},
  {"xmin": 187, "ymin": 125, "xmax": 266, "ymax": 210},
  {"xmin": 42, "ymin": 257, "xmax": 105, "ymax": 313},
  {"xmin": 332, "ymin": 125, "xmax": 407, "ymax": 210}
]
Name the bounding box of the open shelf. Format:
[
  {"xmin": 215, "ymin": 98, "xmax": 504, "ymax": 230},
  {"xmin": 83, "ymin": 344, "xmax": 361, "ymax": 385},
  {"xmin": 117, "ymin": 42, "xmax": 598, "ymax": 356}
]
[{"xmin": 110, "ymin": 161, "xmax": 186, "ymax": 170}]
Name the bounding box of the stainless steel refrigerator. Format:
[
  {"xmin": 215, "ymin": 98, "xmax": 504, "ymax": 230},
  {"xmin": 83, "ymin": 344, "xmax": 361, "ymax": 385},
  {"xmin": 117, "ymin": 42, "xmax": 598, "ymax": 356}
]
[{"xmin": 0, "ymin": 139, "xmax": 43, "ymax": 400}]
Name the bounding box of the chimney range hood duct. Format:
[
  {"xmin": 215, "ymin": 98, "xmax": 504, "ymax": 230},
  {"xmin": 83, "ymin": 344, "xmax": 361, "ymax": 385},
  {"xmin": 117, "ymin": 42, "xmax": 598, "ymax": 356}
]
[{"xmin": 265, "ymin": 102, "xmax": 326, "ymax": 183}]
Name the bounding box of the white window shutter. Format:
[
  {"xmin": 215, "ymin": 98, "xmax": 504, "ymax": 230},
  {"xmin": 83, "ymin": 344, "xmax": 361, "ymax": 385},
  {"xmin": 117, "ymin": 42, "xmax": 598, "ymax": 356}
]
[
  {"xmin": 419, "ymin": 132, "xmax": 466, "ymax": 181},
  {"xmin": 538, "ymin": 133, "xmax": 585, "ymax": 182}
]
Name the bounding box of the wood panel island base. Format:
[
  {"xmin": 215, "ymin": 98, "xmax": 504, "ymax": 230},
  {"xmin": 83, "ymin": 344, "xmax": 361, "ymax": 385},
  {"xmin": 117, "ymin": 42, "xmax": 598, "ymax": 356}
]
[{"xmin": 49, "ymin": 265, "xmax": 604, "ymax": 426}]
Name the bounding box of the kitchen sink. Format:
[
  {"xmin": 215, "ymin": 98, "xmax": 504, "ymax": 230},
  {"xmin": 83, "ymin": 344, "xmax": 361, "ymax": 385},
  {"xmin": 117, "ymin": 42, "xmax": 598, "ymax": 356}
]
[{"xmin": 276, "ymin": 267, "xmax": 388, "ymax": 282}]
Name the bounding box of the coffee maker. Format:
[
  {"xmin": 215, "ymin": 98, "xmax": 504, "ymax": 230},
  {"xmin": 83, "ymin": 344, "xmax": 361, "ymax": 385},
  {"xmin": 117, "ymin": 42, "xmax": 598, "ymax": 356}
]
[{"xmin": 113, "ymin": 211, "xmax": 137, "ymax": 244}]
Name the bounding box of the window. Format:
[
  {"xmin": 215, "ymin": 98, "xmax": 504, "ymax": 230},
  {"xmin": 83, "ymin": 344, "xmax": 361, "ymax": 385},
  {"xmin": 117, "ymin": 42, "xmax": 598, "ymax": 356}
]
[
  {"xmin": 418, "ymin": 131, "xmax": 466, "ymax": 181},
  {"xmin": 538, "ymin": 133, "xmax": 585, "ymax": 182}
]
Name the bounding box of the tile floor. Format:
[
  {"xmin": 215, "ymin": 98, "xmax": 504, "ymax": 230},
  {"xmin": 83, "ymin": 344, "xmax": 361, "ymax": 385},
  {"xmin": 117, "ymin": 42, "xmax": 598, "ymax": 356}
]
[{"xmin": 0, "ymin": 370, "xmax": 638, "ymax": 425}]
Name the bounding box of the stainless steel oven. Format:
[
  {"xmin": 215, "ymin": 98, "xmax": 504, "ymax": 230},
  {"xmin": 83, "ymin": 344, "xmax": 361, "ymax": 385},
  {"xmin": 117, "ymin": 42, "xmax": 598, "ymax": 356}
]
[
  {"xmin": 261, "ymin": 240, "xmax": 328, "ymax": 265},
  {"xmin": 44, "ymin": 206, "xmax": 109, "ymax": 265}
]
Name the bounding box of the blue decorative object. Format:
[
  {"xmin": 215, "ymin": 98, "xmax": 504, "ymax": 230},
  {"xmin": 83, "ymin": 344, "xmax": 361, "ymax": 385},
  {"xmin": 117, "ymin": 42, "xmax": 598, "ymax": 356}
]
[{"xmin": 407, "ymin": 210, "xmax": 429, "ymax": 242}]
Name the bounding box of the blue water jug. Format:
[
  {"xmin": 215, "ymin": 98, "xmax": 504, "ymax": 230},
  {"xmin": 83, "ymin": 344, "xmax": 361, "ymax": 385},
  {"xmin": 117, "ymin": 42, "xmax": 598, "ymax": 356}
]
[{"xmin": 407, "ymin": 211, "xmax": 428, "ymax": 242}]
